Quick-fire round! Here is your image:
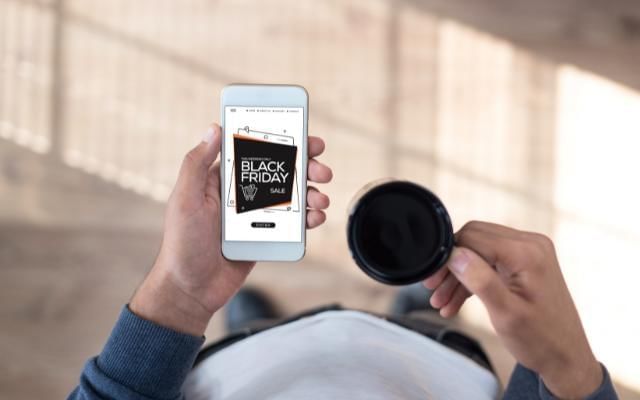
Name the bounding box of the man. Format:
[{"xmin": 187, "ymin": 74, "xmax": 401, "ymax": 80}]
[{"xmin": 68, "ymin": 125, "xmax": 617, "ymax": 399}]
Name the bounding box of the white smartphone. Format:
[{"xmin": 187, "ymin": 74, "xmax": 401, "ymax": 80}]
[{"xmin": 220, "ymin": 84, "xmax": 308, "ymax": 261}]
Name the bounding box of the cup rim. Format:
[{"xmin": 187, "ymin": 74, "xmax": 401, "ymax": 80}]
[{"xmin": 347, "ymin": 181, "xmax": 454, "ymax": 285}]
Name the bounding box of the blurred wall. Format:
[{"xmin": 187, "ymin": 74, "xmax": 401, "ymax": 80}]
[{"xmin": 1, "ymin": 0, "xmax": 639, "ymax": 391}]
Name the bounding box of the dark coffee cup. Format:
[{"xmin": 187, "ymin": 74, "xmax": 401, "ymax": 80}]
[{"xmin": 347, "ymin": 180, "xmax": 454, "ymax": 285}]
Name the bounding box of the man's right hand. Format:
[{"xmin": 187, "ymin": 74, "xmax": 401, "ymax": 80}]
[{"xmin": 424, "ymin": 221, "xmax": 603, "ymax": 399}]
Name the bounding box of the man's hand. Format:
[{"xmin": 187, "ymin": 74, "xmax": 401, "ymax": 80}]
[
  {"xmin": 130, "ymin": 124, "xmax": 332, "ymax": 336},
  {"xmin": 424, "ymin": 221, "xmax": 603, "ymax": 399}
]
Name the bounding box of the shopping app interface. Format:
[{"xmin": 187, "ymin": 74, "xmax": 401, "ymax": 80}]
[{"xmin": 224, "ymin": 106, "xmax": 304, "ymax": 242}]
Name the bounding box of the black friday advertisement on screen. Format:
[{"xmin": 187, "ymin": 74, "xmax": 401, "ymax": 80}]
[{"xmin": 223, "ymin": 106, "xmax": 303, "ymax": 242}]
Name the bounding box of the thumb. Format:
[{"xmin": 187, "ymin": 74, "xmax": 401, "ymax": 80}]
[
  {"xmin": 446, "ymin": 247, "xmax": 511, "ymax": 313},
  {"xmin": 176, "ymin": 124, "xmax": 221, "ymax": 193}
]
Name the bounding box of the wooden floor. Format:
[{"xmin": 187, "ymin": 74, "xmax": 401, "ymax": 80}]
[
  {"xmin": 2, "ymin": 0, "xmax": 640, "ymax": 398},
  {"xmin": 1, "ymin": 139, "xmax": 638, "ymax": 400}
]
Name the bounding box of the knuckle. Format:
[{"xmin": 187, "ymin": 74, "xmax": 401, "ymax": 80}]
[
  {"xmin": 533, "ymin": 233, "xmax": 555, "ymax": 252},
  {"xmin": 455, "ymin": 228, "xmax": 469, "ymax": 244},
  {"xmin": 184, "ymin": 149, "xmax": 198, "ymax": 165},
  {"xmin": 506, "ymin": 238, "xmax": 541, "ymax": 265},
  {"xmin": 183, "ymin": 148, "xmax": 204, "ymax": 170},
  {"xmin": 511, "ymin": 240, "xmax": 532, "ymax": 257},
  {"xmin": 462, "ymin": 220, "xmax": 484, "ymax": 233},
  {"xmin": 456, "ymin": 221, "xmax": 480, "ymax": 243},
  {"xmin": 181, "ymin": 157, "xmax": 194, "ymax": 174},
  {"xmin": 522, "ymin": 234, "xmax": 554, "ymax": 266}
]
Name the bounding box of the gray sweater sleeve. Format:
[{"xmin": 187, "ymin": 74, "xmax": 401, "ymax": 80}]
[
  {"xmin": 67, "ymin": 306, "xmax": 204, "ymax": 400},
  {"xmin": 504, "ymin": 363, "xmax": 618, "ymax": 400}
]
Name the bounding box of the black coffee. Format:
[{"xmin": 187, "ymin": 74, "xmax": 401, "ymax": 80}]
[{"xmin": 347, "ymin": 181, "xmax": 453, "ymax": 285}]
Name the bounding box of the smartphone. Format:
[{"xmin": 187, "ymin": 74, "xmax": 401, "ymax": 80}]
[{"xmin": 220, "ymin": 84, "xmax": 308, "ymax": 261}]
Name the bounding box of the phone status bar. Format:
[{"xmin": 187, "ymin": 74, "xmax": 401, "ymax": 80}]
[{"xmin": 228, "ymin": 107, "xmax": 301, "ymax": 114}]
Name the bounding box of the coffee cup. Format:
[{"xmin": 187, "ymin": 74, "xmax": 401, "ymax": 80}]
[{"xmin": 347, "ymin": 180, "xmax": 454, "ymax": 285}]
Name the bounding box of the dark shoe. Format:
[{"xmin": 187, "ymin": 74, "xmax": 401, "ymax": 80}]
[
  {"xmin": 389, "ymin": 282, "xmax": 435, "ymax": 316},
  {"xmin": 225, "ymin": 287, "xmax": 278, "ymax": 332}
]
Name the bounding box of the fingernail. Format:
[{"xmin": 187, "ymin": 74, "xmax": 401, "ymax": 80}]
[
  {"xmin": 448, "ymin": 248, "xmax": 470, "ymax": 275},
  {"xmin": 202, "ymin": 127, "xmax": 215, "ymax": 143}
]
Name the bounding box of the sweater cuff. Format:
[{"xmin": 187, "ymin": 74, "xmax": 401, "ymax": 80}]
[
  {"xmin": 96, "ymin": 305, "xmax": 205, "ymax": 400},
  {"xmin": 538, "ymin": 363, "xmax": 618, "ymax": 400}
]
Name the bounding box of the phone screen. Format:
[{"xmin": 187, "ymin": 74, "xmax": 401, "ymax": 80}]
[{"xmin": 223, "ymin": 106, "xmax": 304, "ymax": 242}]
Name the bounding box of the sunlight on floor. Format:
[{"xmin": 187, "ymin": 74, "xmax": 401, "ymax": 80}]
[
  {"xmin": 1, "ymin": 0, "xmax": 639, "ymax": 393},
  {"xmin": 554, "ymin": 66, "xmax": 640, "ymax": 391}
]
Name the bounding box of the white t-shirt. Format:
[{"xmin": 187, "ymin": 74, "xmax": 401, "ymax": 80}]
[{"xmin": 185, "ymin": 310, "xmax": 501, "ymax": 400}]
